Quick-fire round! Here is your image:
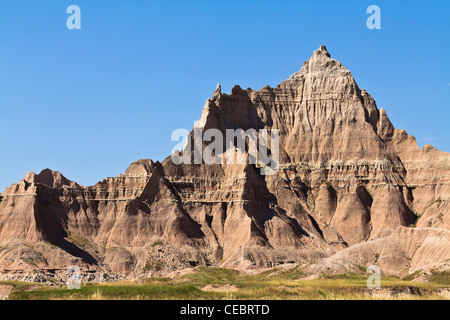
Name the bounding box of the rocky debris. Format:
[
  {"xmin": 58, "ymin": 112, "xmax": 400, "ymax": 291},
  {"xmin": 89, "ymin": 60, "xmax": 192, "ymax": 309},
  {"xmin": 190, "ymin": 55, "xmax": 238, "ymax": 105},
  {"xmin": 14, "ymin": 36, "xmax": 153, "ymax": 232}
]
[
  {"xmin": 304, "ymin": 227, "xmax": 450, "ymax": 277},
  {"xmin": 0, "ymin": 45, "xmax": 449, "ymax": 280},
  {"xmin": 436, "ymin": 288, "xmax": 450, "ymax": 298},
  {"xmin": 0, "ymin": 285, "xmax": 13, "ymax": 300},
  {"xmin": 0, "ymin": 269, "xmax": 121, "ymax": 285},
  {"xmin": 0, "ymin": 270, "xmax": 61, "ymax": 285},
  {"xmin": 364, "ymin": 287, "xmax": 424, "ymax": 298},
  {"xmin": 201, "ymin": 284, "xmax": 239, "ymax": 292}
]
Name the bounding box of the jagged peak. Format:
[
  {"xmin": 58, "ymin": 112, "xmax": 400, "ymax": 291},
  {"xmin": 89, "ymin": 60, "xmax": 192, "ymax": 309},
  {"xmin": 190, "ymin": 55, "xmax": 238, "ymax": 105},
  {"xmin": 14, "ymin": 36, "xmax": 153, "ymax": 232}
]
[
  {"xmin": 23, "ymin": 169, "xmax": 76, "ymax": 189},
  {"xmin": 314, "ymin": 45, "xmax": 331, "ymax": 58},
  {"xmin": 288, "ymin": 45, "xmax": 351, "ymax": 80},
  {"xmin": 212, "ymin": 83, "xmax": 222, "ymax": 98},
  {"xmin": 208, "ymin": 46, "xmax": 348, "ymax": 98}
]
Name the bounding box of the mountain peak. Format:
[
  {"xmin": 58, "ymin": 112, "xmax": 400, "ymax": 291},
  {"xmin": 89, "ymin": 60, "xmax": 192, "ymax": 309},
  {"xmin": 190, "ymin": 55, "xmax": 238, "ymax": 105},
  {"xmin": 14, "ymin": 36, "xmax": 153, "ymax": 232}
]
[
  {"xmin": 1, "ymin": 44, "xmax": 449, "ymax": 284},
  {"xmin": 287, "ymin": 45, "xmax": 351, "ymax": 80},
  {"xmin": 23, "ymin": 169, "xmax": 76, "ymax": 188},
  {"xmin": 314, "ymin": 45, "xmax": 331, "ymax": 58}
]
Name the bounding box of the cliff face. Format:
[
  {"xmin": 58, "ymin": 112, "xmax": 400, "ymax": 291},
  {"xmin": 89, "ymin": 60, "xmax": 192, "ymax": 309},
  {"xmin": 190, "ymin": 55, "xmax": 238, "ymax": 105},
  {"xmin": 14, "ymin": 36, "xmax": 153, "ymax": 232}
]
[{"xmin": 0, "ymin": 46, "xmax": 449, "ymax": 282}]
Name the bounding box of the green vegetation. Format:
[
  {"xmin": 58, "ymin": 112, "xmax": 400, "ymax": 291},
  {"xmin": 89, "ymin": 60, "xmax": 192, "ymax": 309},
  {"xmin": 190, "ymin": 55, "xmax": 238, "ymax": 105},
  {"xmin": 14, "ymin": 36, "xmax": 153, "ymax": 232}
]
[
  {"xmin": 307, "ymin": 191, "xmax": 317, "ymax": 210},
  {"xmin": 151, "ymin": 240, "xmax": 164, "ymax": 247},
  {"xmin": 355, "ymin": 265, "xmax": 366, "ymax": 272},
  {"xmin": 67, "ymin": 232, "xmax": 91, "ymax": 248},
  {"xmin": 6, "ymin": 266, "xmax": 450, "ymax": 300},
  {"xmin": 429, "ymin": 270, "xmax": 450, "ymax": 286},
  {"xmin": 9, "ymin": 282, "xmax": 209, "ymax": 300},
  {"xmin": 402, "ymin": 270, "xmax": 422, "ymax": 281},
  {"xmin": 409, "ymin": 204, "xmax": 423, "ymax": 227},
  {"xmin": 435, "ymin": 197, "xmax": 443, "ymax": 204},
  {"xmin": 143, "ymin": 259, "xmax": 165, "ymax": 272},
  {"xmin": 19, "ymin": 257, "xmax": 38, "ymax": 268},
  {"xmin": 106, "ymin": 246, "xmax": 131, "ymax": 255},
  {"xmin": 0, "ymin": 280, "xmax": 44, "ymax": 292}
]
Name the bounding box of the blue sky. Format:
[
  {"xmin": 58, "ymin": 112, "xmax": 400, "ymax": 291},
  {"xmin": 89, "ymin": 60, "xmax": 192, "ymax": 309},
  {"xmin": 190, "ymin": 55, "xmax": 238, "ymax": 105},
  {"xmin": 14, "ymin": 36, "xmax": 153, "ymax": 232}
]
[{"xmin": 0, "ymin": 0, "xmax": 449, "ymax": 190}]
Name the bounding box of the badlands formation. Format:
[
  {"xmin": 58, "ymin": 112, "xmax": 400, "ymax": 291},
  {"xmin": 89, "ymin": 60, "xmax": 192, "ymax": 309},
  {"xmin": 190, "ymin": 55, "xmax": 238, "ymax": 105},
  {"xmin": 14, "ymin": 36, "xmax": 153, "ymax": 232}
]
[{"xmin": 0, "ymin": 46, "xmax": 449, "ymax": 283}]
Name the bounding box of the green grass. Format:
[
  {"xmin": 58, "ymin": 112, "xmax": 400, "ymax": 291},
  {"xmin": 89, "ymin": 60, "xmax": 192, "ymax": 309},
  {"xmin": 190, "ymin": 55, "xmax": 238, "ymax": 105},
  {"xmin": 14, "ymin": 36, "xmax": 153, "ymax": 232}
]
[
  {"xmin": 0, "ymin": 280, "xmax": 44, "ymax": 292},
  {"xmin": 429, "ymin": 270, "xmax": 450, "ymax": 285},
  {"xmin": 6, "ymin": 267, "xmax": 450, "ymax": 300},
  {"xmin": 9, "ymin": 283, "xmax": 213, "ymax": 300}
]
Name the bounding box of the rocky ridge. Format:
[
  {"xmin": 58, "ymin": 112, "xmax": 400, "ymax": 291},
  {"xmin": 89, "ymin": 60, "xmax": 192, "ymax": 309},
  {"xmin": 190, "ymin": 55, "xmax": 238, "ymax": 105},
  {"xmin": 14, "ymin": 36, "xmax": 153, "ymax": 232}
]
[{"xmin": 0, "ymin": 45, "xmax": 448, "ymax": 283}]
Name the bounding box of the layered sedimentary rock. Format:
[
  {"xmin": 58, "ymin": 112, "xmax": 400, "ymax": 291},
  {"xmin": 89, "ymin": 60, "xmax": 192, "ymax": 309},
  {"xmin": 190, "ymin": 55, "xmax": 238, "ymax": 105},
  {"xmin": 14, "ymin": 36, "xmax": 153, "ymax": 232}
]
[
  {"xmin": 0, "ymin": 45, "xmax": 448, "ymax": 282},
  {"xmin": 305, "ymin": 227, "xmax": 450, "ymax": 277}
]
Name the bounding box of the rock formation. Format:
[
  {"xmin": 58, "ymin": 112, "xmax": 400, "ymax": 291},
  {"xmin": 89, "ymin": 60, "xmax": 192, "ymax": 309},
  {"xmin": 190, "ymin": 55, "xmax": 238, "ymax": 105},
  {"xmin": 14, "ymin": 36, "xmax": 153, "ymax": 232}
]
[{"xmin": 0, "ymin": 45, "xmax": 448, "ymax": 282}]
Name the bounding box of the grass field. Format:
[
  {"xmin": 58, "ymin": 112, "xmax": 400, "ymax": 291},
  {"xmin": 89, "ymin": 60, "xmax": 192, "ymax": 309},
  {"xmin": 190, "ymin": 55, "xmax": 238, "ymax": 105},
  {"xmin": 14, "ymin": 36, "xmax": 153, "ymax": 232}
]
[{"xmin": 2, "ymin": 267, "xmax": 449, "ymax": 300}]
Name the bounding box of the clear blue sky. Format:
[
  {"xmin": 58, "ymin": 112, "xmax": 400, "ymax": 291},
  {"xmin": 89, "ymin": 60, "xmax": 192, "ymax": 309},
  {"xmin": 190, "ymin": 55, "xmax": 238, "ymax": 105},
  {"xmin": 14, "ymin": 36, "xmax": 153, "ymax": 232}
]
[{"xmin": 0, "ymin": 0, "xmax": 449, "ymax": 190}]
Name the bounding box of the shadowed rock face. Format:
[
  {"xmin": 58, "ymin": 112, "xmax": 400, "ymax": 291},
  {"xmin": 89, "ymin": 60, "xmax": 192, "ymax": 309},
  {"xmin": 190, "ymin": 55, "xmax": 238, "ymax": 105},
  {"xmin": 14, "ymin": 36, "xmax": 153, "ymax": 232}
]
[{"xmin": 0, "ymin": 46, "xmax": 449, "ymax": 281}]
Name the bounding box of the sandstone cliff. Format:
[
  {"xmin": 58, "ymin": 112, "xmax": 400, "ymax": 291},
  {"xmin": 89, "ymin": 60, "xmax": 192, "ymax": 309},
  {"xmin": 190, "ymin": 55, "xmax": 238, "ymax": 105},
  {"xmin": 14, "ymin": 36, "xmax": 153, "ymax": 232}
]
[{"xmin": 0, "ymin": 46, "xmax": 448, "ymax": 282}]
